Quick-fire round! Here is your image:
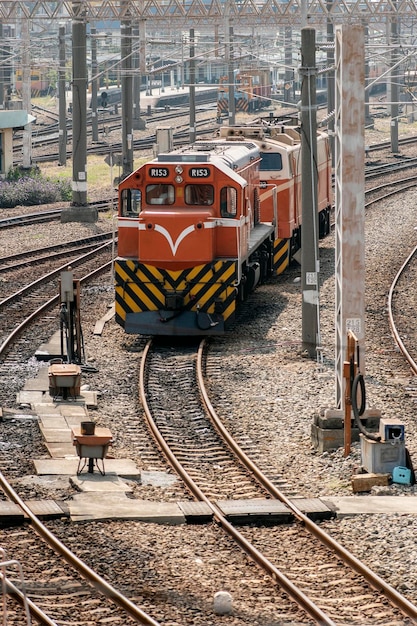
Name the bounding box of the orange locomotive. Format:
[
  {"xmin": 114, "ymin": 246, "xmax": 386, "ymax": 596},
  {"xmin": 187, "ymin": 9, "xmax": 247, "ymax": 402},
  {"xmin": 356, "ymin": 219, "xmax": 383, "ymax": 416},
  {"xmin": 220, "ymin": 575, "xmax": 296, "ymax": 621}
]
[
  {"xmin": 114, "ymin": 125, "xmax": 332, "ymax": 336},
  {"xmin": 115, "ymin": 140, "xmax": 278, "ymax": 335},
  {"xmin": 218, "ymin": 123, "xmax": 332, "ymax": 272},
  {"xmin": 217, "ymin": 69, "xmax": 272, "ymax": 118}
]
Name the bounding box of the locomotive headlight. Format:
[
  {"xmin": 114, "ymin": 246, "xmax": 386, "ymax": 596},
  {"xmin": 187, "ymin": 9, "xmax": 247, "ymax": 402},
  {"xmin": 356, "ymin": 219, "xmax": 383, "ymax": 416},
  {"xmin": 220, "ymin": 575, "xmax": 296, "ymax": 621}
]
[
  {"xmin": 175, "ymin": 175, "xmax": 183, "ymax": 183},
  {"xmin": 175, "ymin": 166, "xmax": 183, "ymax": 174}
]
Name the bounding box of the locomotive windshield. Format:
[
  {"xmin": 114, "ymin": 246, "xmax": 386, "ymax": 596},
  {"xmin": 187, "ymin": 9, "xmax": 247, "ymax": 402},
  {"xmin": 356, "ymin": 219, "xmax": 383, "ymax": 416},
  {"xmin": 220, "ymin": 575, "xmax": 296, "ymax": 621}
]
[
  {"xmin": 185, "ymin": 184, "xmax": 214, "ymax": 206},
  {"xmin": 259, "ymin": 152, "xmax": 283, "ymax": 172},
  {"xmin": 146, "ymin": 184, "xmax": 175, "ymax": 205}
]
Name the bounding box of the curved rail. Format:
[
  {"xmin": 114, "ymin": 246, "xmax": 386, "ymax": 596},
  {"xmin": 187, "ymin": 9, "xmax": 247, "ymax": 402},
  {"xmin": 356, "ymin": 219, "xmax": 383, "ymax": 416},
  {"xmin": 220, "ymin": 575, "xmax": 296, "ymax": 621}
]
[
  {"xmin": 0, "ymin": 568, "xmax": 58, "ymax": 626},
  {"xmin": 139, "ymin": 339, "xmax": 336, "ymax": 626},
  {"xmin": 388, "ymin": 243, "xmax": 417, "ymax": 375},
  {"xmin": 0, "ymin": 260, "xmax": 160, "ymax": 625},
  {"xmin": 0, "ymin": 232, "xmax": 115, "ymax": 272},
  {"xmin": 0, "ymin": 241, "xmax": 112, "ymax": 309},
  {"xmin": 196, "ymin": 340, "xmax": 417, "ymax": 621},
  {"xmin": 0, "ymin": 260, "xmax": 113, "ymax": 359},
  {"xmin": 0, "ymin": 200, "xmax": 114, "ymax": 229}
]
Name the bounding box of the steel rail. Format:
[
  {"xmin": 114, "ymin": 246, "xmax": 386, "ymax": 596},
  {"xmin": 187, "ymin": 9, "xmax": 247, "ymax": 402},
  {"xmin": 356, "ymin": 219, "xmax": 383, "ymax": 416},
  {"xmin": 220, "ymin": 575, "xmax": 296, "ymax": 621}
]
[
  {"xmin": 0, "ymin": 200, "xmax": 114, "ymax": 229},
  {"xmin": 0, "ymin": 241, "xmax": 112, "ymax": 309},
  {"xmin": 0, "ymin": 572, "xmax": 59, "ymax": 626},
  {"xmin": 366, "ymin": 177, "xmax": 417, "ymax": 200},
  {"xmin": 196, "ymin": 339, "xmax": 417, "ymax": 622},
  {"xmin": 139, "ymin": 339, "xmax": 336, "ymax": 626},
  {"xmin": 0, "ymin": 232, "xmax": 115, "ymax": 271},
  {"xmin": 0, "ymin": 261, "xmax": 113, "ymax": 358},
  {"xmin": 387, "ymin": 243, "xmax": 417, "ymax": 376},
  {"xmin": 0, "ymin": 260, "xmax": 112, "ymax": 359},
  {"xmin": 0, "ymin": 261, "xmax": 160, "ymax": 625},
  {"xmin": 0, "ymin": 471, "xmax": 160, "ymax": 626}
]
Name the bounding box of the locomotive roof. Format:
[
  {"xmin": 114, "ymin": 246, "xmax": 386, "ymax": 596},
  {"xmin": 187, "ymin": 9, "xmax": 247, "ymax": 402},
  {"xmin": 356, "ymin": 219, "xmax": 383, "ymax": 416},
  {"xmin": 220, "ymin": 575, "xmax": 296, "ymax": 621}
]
[{"xmin": 156, "ymin": 140, "xmax": 260, "ymax": 171}]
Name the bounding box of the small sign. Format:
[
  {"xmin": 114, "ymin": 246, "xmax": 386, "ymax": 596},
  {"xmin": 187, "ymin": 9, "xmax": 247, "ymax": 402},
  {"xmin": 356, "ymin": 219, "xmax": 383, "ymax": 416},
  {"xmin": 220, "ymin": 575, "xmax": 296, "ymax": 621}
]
[
  {"xmin": 189, "ymin": 167, "xmax": 211, "ymax": 178},
  {"xmin": 346, "ymin": 318, "xmax": 362, "ymax": 334},
  {"xmin": 104, "ymin": 153, "xmax": 123, "ymax": 167},
  {"xmin": 306, "ymin": 272, "xmax": 317, "ymax": 286},
  {"xmin": 149, "ymin": 167, "xmax": 169, "ymax": 178}
]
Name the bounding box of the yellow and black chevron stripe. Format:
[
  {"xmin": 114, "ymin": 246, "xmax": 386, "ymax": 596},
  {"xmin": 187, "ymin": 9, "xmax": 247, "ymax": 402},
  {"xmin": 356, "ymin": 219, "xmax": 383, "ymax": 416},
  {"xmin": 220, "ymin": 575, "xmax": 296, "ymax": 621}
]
[
  {"xmin": 273, "ymin": 238, "xmax": 291, "ymax": 275},
  {"xmin": 236, "ymin": 98, "xmax": 248, "ymax": 113},
  {"xmin": 115, "ymin": 259, "xmax": 238, "ymax": 330},
  {"xmin": 217, "ymin": 99, "xmax": 228, "ymax": 115}
]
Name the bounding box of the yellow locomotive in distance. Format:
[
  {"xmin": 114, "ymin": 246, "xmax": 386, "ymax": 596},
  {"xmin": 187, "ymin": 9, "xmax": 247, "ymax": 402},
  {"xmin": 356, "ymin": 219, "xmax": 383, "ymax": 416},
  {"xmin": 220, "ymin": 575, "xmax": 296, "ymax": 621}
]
[{"xmin": 14, "ymin": 68, "xmax": 52, "ymax": 97}]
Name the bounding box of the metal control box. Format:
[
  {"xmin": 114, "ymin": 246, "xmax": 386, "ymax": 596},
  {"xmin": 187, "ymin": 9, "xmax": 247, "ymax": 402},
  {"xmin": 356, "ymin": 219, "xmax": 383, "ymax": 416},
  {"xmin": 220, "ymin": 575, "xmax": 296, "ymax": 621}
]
[
  {"xmin": 48, "ymin": 363, "xmax": 81, "ymax": 399},
  {"xmin": 379, "ymin": 418, "xmax": 405, "ymax": 442},
  {"xmin": 360, "ymin": 434, "xmax": 406, "ymax": 474}
]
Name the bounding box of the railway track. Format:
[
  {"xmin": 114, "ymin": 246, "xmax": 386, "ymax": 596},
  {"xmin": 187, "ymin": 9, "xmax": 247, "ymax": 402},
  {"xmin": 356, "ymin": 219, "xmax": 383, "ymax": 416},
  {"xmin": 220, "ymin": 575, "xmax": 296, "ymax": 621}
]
[
  {"xmin": 0, "ymin": 242, "xmax": 113, "ymax": 359},
  {"xmin": 0, "ymin": 242, "xmax": 115, "ymax": 411},
  {"xmin": 0, "ymin": 252, "xmax": 161, "ymax": 623},
  {"xmin": 2, "ymin": 138, "xmax": 417, "ymax": 623},
  {"xmin": 17, "ymin": 104, "xmax": 218, "ymax": 164},
  {"xmin": 0, "ymin": 232, "xmax": 115, "ymax": 273},
  {"xmin": 139, "ymin": 339, "xmax": 417, "ymax": 624},
  {"xmin": 0, "ymin": 476, "xmax": 160, "ymax": 625},
  {"xmin": 0, "ymin": 200, "xmax": 114, "ymax": 229},
  {"xmin": 365, "ymin": 173, "xmax": 417, "ymax": 206}
]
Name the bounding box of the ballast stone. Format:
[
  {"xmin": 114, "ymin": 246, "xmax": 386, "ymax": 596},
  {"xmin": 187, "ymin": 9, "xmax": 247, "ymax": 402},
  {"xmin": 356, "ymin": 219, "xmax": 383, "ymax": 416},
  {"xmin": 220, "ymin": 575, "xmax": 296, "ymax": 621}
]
[{"xmin": 214, "ymin": 591, "xmax": 233, "ymax": 615}]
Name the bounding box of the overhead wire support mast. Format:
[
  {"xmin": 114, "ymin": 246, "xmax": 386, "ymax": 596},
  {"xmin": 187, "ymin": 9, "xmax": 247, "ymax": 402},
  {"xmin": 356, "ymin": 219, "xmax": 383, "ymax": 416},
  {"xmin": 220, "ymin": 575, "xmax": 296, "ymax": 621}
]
[
  {"xmin": 121, "ymin": 1, "xmax": 134, "ymax": 179},
  {"xmin": 300, "ymin": 27, "xmax": 320, "ymax": 360}
]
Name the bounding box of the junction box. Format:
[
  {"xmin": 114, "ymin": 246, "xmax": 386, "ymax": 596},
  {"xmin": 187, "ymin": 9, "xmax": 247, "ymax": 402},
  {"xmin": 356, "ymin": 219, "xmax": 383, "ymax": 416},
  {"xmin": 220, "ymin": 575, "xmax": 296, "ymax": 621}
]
[
  {"xmin": 360, "ymin": 433, "xmax": 406, "ymax": 474},
  {"xmin": 379, "ymin": 418, "xmax": 405, "ymax": 443}
]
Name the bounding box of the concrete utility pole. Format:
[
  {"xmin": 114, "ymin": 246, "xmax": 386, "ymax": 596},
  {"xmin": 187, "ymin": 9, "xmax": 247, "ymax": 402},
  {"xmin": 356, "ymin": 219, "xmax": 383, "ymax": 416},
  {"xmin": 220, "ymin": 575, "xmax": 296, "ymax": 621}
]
[
  {"xmin": 22, "ymin": 17, "xmax": 32, "ymax": 169},
  {"xmin": 0, "ymin": 24, "xmax": 4, "ymax": 108},
  {"xmin": 132, "ymin": 23, "xmax": 145, "ymax": 130},
  {"xmin": 62, "ymin": 0, "xmax": 97, "ymax": 222},
  {"xmin": 334, "ymin": 24, "xmax": 365, "ymax": 408},
  {"xmin": 189, "ymin": 28, "xmax": 196, "ymax": 143},
  {"xmin": 300, "ymin": 27, "xmax": 320, "ymax": 359},
  {"xmin": 284, "ymin": 27, "xmax": 293, "ymax": 105},
  {"xmin": 91, "ymin": 26, "xmax": 98, "ymax": 143},
  {"xmin": 121, "ymin": 3, "xmax": 133, "ymax": 179},
  {"xmin": 227, "ymin": 25, "xmax": 235, "ymax": 125},
  {"xmin": 326, "ymin": 0, "xmax": 335, "ymax": 165},
  {"xmin": 390, "ymin": 0, "xmax": 399, "ymax": 154},
  {"xmin": 71, "ymin": 1, "xmax": 87, "ymax": 206},
  {"xmin": 58, "ymin": 25, "xmax": 67, "ymax": 165}
]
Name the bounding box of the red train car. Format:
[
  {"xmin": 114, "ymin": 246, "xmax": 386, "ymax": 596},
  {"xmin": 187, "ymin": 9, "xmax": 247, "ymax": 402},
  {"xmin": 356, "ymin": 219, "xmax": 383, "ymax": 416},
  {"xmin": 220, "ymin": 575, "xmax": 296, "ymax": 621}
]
[
  {"xmin": 115, "ymin": 140, "xmax": 279, "ymax": 335},
  {"xmin": 218, "ymin": 124, "xmax": 332, "ymax": 273}
]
